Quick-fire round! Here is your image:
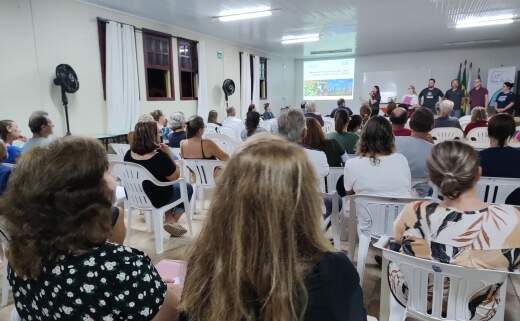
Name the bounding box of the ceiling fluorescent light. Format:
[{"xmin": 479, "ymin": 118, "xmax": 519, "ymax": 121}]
[
  {"xmin": 456, "ymin": 14, "xmax": 515, "ymax": 28},
  {"xmin": 216, "ymin": 7, "xmax": 272, "ymax": 22},
  {"xmin": 281, "ymin": 33, "xmax": 320, "ymax": 45}
]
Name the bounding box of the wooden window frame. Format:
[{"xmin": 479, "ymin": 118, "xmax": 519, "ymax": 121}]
[
  {"xmin": 177, "ymin": 38, "xmax": 198, "ymax": 101},
  {"xmin": 97, "ymin": 19, "xmax": 107, "ymax": 99},
  {"xmin": 142, "ymin": 28, "xmax": 175, "ymax": 101}
]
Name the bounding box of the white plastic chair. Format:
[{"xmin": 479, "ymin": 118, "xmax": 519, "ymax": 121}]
[
  {"xmin": 458, "ymin": 115, "xmax": 472, "ymax": 130},
  {"xmin": 217, "ymin": 126, "xmax": 240, "ymax": 141},
  {"xmin": 348, "ymin": 194, "xmax": 425, "ymax": 284},
  {"xmin": 323, "ymin": 167, "xmax": 344, "ymax": 194},
  {"xmin": 477, "ymin": 176, "xmax": 519, "ymax": 204},
  {"xmin": 465, "ymin": 126, "xmax": 490, "ymax": 149},
  {"xmin": 259, "ymin": 118, "xmax": 276, "ymax": 132},
  {"xmin": 109, "ymin": 143, "xmax": 130, "ymax": 159},
  {"xmin": 205, "ymin": 123, "xmax": 220, "ymax": 134},
  {"xmin": 375, "ymin": 241, "xmax": 509, "ymax": 321},
  {"xmin": 110, "ymin": 161, "xmax": 192, "ymax": 254},
  {"xmin": 322, "ymin": 117, "xmax": 334, "ymax": 134},
  {"xmin": 183, "ymin": 159, "xmax": 224, "ymax": 214},
  {"xmin": 430, "ymin": 127, "xmax": 464, "ymax": 144},
  {"xmin": 0, "ymin": 223, "xmax": 10, "ymax": 307},
  {"xmin": 203, "ymin": 133, "xmax": 241, "ymax": 155}
]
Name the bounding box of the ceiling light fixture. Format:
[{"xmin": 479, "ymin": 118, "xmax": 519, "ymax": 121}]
[
  {"xmin": 215, "ymin": 6, "xmax": 273, "ymax": 22},
  {"xmin": 455, "ymin": 14, "xmax": 515, "ymax": 28},
  {"xmin": 281, "ymin": 33, "xmax": 320, "ymax": 45}
]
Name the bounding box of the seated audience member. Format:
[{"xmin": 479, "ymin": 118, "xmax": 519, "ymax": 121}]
[
  {"xmin": 168, "ymin": 112, "xmax": 187, "ymax": 148},
  {"xmin": 344, "ymin": 116, "xmax": 411, "ymax": 197},
  {"xmin": 463, "ymin": 107, "xmax": 488, "ymax": 136},
  {"xmin": 359, "ymin": 103, "xmax": 372, "ymax": 128},
  {"xmin": 391, "ymin": 141, "xmax": 520, "ymax": 320},
  {"xmin": 479, "ymin": 113, "xmax": 520, "ymax": 205},
  {"xmin": 0, "ymin": 137, "xmax": 181, "ymax": 321},
  {"xmin": 304, "ymin": 118, "xmax": 345, "ymax": 167},
  {"xmin": 390, "ymin": 107, "xmax": 412, "ymax": 136},
  {"xmin": 0, "ymin": 139, "xmax": 12, "ymax": 195},
  {"xmin": 125, "ymin": 117, "xmax": 193, "ymax": 236},
  {"xmin": 262, "ymin": 103, "xmax": 275, "ymax": 120},
  {"xmin": 222, "ymin": 106, "xmax": 245, "ymax": 141},
  {"xmin": 0, "ymin": 120, "xmax": 26, "ymax": 164},
  {"xmin": 248, "ymin": 104, "xmax": 256, "ymax": 113},
  {"xmin": 395, "ymin": 107, "xmax": 435, "ymax": 197},
  {"xmin": 21, "ymin": 111, "xmax": 54, "ymax": 153},
  {"xmin": 242, "ymin": 111, "xmax": 267, "ymax": 141},
  {"xmin": 433, "ymin": 100, "xmax": 462, "ymax": 130},
  {"xmin": 327, "ymin": 110, "xmax": 359, "ymax": 154},
  {"xmin": 207, "ymin": 110, "xmax": 222, "ymax": 126},
  {"xmin": 181, "ymin": 116, "xmax": 229, "ymax": 161},
  {"xmin": 329, "ymin": 98, "xmax": 353, "ymax": 118},
  {"xmin": 347, "ymin": 115, "xmax": 363, "ymax": 134},
  {"xmin": 277, "ymin": 109, "xmax": 329, "ymax": 179},
  {"xmin": 151, "ymin": 109, "xmax": 170, "ymax": 142},
  {"xmin": 384, "ymin": 101, "xmax": 397, "ymax": 117},
  {"xmin": 305, "ymin": 102, "xmax": 324, "ymax": 126},
  {"xmin": 180, "ymin": 135, "xmax": 367, "ymax": 321}
]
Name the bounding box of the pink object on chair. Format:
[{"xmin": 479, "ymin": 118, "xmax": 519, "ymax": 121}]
[{"xmin": 155, "ymin": 260, "xmax": 187, "ymax": 283}]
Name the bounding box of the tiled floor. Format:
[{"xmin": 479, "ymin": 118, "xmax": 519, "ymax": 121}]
[{"xmin": 0, "ymin": 209, "xmax": 386, "ymax": 321}]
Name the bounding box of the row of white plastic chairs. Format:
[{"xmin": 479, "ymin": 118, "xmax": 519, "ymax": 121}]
[{"xmin": 429, "ymin": 126, "xmax": 520, "ymax": 149}]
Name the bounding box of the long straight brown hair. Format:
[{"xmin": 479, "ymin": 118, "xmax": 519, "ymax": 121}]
[{"xmin": 180, "ymin": 133, "xmax": 333, "ymax": 321}]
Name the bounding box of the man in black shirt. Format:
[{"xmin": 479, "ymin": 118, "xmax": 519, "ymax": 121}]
[
  {"xmin": 444, "ymin": 79, "xmax": 463, "ymax": 118},
  {"xmin": 419, "ymin": 78, "xmax": 444, "ymax": 114}
]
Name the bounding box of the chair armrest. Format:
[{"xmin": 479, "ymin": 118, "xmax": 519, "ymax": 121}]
[
  {"xmin": 150, "ymin": 177, "xmax": 187, "ymax": 187},
  {"xmin": 373, "ymin": 236, "xmax": 391, "ymax": 250}
]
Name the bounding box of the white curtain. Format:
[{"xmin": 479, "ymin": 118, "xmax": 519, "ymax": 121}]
[
  {"xmin": 106, "ymin": 22, "xmax": 139, "ymax": 134},
  {"xmin": 240, "ymin": 52, "xmax": 251, "ymax": 118},
  {"xmin": 252, "ymin": 55, "xmax": 260, "ymax": 110},
  {"xmin": 197, "ymin": 41, "xmax": 209, "ymax": 118}
]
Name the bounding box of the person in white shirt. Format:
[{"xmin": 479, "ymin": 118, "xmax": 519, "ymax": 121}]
[
  {"xmin": 21, "ymin": 111, "xmax": 54, "ymax": 154},
  {"xmin": 277, "ymin": 109, "xmax": 329, "ymax": 178},
  {"xmin": 221, "ymin": 106, "xmax": 245, "ymax": 141},
  {"xmin": 344, "ymin": 116, "xmax": 412, "ymax": 197}
]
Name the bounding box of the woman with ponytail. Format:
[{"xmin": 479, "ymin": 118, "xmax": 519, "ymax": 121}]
[{"xmin": 390, "ymin": 140, "xmax": 520, "ymax": 320}]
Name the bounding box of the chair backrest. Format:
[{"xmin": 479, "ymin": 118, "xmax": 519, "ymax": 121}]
[
  {"xmin": 351, "ymin": 194, "xmax": 425, "ymax": 237},
  {"xmin": 379, "ymin": 247, "xmax": 508, "ymax": 321},
  {"xmin": 323, "ymin": 167, "xmax": 344, "ymax": 194},
  {"xmin": 204, "ymin": 133, "xmax": 241, "ymax": 155},
  {"xmin": 322, "ymin": 117, "xmax": 334, "ymax": 134},
  {"xmin": 465, "ymin": 126, "xmax": 490, "ymax": 149},
  {"xmin": 109, "ymin": 143, "xmax": 130, "ymax": 158},
  {"xmin": 476, "ymin": 176, "xmax": 519, "ymax": 204},
  {"xmin": 110, "ymin": 161, "xmax": 162, "ymax": 210},
  {"xmin": 107, "ymin": 153, "xmax": 121, "ymax": 162},
  {"xmin": 169, "ymin": 147, "xmax": 181, "ymax": 160},
  {"xmin": 183, "ymin": 159, "xmax": 224, "ymax": 187},
  {"xmin": 430, "ymin": 127, "xmax": 464, "ymax": 144},
  {"xmin": 205, "ymin": 123, "xmax": 220, "ymax": 134},
  {"xmin": 458, "ymin": 115, "xmax": 472, "ymax": 130},
  {"xmin": 217, "ymin": 126, "xmax": 239, "ymax": 140}
]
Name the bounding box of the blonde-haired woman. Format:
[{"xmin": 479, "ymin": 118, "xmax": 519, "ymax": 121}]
[
  {"xmin": 463, "ymin": 106, "xmax": 487, "ymax": 136},
  {"xmin": 180, "ymin": 134, "xmax": 367, "ymax": 321},
  {"xmin": 401, "ymin": 85, "xmax": 418, "ymax": 106}
]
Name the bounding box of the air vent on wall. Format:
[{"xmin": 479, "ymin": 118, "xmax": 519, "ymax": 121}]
[
  {"xmin": 442, "ymin": 39, "xmax": 501, "ymax": 47},
  {"xmin": 310, "ymin": 48, "xmax": 352, "ymax": 55}
]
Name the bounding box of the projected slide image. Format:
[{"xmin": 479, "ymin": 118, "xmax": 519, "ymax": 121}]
[
  {"xmin": 303, "ymin": 58, "xmax": 355, "ymax": 100},
  {"xmin": 304, "ymin": 79, "xmax": 353, "ymax": 98}
]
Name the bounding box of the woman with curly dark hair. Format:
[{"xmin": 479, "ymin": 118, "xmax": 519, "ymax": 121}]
[
  {"xmin": 1, "ymin": 137, "xmax": 181, "ymax": 320},
  {"xmin": 343, "ymin": 116, "xmax": 411, "ymax": 196}
]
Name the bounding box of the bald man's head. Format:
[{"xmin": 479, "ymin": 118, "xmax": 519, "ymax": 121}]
[{"xmin": 389, "ymin": 107, "xmax": 408, "ymax": 126}]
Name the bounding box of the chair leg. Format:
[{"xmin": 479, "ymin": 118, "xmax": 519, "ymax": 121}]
[
  {"xmin": 356, "ymin": 233, "xmax": 371, "ymax": 286},
  {"xmin": 144, "ymin": 211, "xmax": 153, "ymax": 232},
  {"xmin": 180, "ymin": 182, "xmax": 193, "ymax": 236},
  {"xmin": 331, "ymin": 194, "xmax": 341, "ymax": 250},
  {"xmin": 152, "ymin": 210, "xmax": 164, "ymax": 254},
  {"xmin": 1, "ymin": 257, "xmax": 9, "ymax": 307},
  {"xmin": 190, "ymin": 185, "xmax": 198, "ymax": 215},
  {"xmin": 124, "ymin": 201, "xmax": 132, "ymax": 240}
]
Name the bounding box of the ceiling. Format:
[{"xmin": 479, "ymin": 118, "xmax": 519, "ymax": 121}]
[{"xmin": 80, "ymin": 0, "xmax": 520, "ymax": 58}]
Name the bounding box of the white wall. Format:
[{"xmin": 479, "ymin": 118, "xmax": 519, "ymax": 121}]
[
  {"xmin": 295, "ymin": 45, "xmax": 520, "ymax": 115},
  {"xmin": 0, "ymin": 0, "xmax": 296, "ymax": 137}
]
